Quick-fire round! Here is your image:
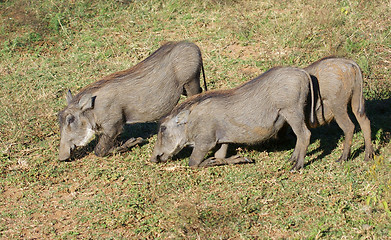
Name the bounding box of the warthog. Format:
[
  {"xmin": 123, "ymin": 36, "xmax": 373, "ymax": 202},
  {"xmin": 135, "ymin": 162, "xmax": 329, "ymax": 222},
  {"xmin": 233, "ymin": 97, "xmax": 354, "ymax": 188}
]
[
  {"xmin": 150, "ymin": 67, "xmax": 315, "ymax": 170},
  {"xmin": 304, "ymin": 57, "xmax": 374, "ymax": 162},
  {"xmin": 58, "ymin": 41, "xmax": 207, "ymax": 161}
]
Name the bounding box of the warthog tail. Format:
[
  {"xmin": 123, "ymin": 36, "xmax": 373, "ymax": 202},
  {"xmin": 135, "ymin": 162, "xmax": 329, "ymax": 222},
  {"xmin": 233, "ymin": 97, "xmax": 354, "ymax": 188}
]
[
  {"xmin": 201, "ymin": 61, "xmax": 207, "ymax": 92},
  {"xmin": 307, "ymin": 71, "xmax": 316, "ymax": 127}
]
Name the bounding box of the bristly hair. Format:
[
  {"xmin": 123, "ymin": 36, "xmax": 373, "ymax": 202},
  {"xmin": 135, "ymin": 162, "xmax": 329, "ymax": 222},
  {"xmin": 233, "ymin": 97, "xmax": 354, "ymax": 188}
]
[
  {"xmin": 71, "ymin": 41, "xmax": 181, "ymax": 103},
  {"xmin": 163, "ymin": 89, "xmax": 230, "ymax": 122},
  {"xmin": 163, "ymin": 67, "xmax": 280, "ymax": 121},
  {"xmin": 306, "ymin": 55, "xmax": 342, "ymax": 67}
]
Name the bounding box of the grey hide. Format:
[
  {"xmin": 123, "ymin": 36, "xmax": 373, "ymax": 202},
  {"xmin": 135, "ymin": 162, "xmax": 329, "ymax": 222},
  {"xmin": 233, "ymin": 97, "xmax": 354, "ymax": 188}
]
[
  {"xmin": 304, "ymin": 57, "xmax": 374, "ymax": 162},
  {"xmin": 150, "ymin": 67, "xmax": 315, "ymax": 170},
  {"xmin": 58, "ymin": 41, "xmax": 206, "ymax": 161}
]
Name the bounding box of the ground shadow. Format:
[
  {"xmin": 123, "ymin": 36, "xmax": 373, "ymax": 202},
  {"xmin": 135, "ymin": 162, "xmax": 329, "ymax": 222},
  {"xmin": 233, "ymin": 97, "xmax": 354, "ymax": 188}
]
[
  {"xmin": 64, "ymin": 138, "xmax": 97, "ymax": 162},
  {"xmin": 120, "ymin": 122, "xmax": 159, "ymax": 141},
  {"xmin": 65, "ymin": 122, "xmax": 158, "ymax": 161},
  {"xmin": 365, "ymin": 98, "xmax": 391, "ymax": 145}
]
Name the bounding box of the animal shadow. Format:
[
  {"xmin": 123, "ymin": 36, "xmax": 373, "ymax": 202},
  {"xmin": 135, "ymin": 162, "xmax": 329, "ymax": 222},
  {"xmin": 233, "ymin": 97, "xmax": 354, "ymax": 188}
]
[
  {"xmin": 65, "ymin": 122, "xmax": 158, "ymax": 161},
  {"xmin": 365, "ymin": 98, "xmax": 391, "ymax": 146},
  {"xmin": 120, "ymin": 122, "xmax": 159, "ymax": 142}
]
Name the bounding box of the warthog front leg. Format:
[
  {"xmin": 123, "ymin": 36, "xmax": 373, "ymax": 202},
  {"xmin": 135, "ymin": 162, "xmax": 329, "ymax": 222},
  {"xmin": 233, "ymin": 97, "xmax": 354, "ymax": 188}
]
[
  {"xmin": 94, "ymin": 134, "xmax": 116, "ymax": 157},
  {"xmin": 189, "ymin": 140, "xmax": 217, "ymax": 167},
  {"xmin": 94, "ymin": 121, "xmax": 124, "ymax": 157},
  {"xmin": 214, "ymin": 143, "xmax": 228, "ymax": 159},
  {"xmin": 115, "ymin": 137, "xmax": 145, "ymax": 153},
  {"xmin": 197, "ymin": 143, "xmax": 253, "ymax": 167}
]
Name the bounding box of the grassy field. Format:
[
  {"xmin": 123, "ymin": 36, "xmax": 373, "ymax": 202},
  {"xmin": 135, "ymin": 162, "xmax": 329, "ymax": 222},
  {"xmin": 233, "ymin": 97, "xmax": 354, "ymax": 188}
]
[{"xmin": 1, "ymin": 0, "xmax": 390, "ymax": 238}]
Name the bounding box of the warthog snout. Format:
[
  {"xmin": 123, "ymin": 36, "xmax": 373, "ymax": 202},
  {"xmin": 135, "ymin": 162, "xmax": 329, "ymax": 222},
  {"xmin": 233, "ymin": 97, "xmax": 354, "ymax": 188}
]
[
  {"xmin": 149, "ymin": 153, "xmax": 168, "ymax": 163},
  {"xmin": 149, "ymin": 154, "xmax": 160, "ymax": 163},
  {"xmin": 58, "ymin": 150, "xmax": 70, "ymax": 162},
  {"xmin": 58, "ymin": 142, "xmax": 74, "ymax": 161}
]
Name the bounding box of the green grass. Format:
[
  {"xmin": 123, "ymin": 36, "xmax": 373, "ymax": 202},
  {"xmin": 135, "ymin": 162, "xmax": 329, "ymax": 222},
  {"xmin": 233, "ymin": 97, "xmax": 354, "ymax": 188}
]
[{"xmin": 1, "ymin": 0, "xmax": 390, "ymax": 238}]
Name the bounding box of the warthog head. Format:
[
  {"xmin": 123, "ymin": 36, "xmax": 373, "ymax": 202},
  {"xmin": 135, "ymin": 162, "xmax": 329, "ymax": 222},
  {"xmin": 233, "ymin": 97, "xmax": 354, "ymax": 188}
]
[
  {"xmin": 150, "ymin": 110, "xmax": 190, "ymax": 163},
  {"xmin": 58, "ymin": 90, "xmax": 96, "ymax": 161}
]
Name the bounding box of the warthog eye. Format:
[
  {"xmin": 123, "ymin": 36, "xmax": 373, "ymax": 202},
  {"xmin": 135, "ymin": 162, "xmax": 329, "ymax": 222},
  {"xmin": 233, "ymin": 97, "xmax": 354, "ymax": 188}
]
[
  {"xmin": 66, "ymin": 115, "xmax": 75, "ymax": 125},
  {"xmin": 160, "ymin": 125, "xmax": 167, "ymax": 132}
]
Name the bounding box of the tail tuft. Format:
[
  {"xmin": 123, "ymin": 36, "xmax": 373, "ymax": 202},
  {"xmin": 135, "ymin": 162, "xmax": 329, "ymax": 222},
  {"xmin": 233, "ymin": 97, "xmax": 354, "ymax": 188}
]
[
  {"xmin": 307, "ymin": 73, "xmax": 316, "ymax": 128},
  {"xmin": 201, "ymin": 63, "xmax": 207, "ymax": 92}
]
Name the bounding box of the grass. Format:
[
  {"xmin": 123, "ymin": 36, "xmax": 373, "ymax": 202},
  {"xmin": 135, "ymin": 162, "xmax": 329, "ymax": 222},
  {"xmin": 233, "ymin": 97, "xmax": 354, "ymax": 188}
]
[{"xmin": 1, "ymin": 0, "xmax": 390, "ymax": 238}]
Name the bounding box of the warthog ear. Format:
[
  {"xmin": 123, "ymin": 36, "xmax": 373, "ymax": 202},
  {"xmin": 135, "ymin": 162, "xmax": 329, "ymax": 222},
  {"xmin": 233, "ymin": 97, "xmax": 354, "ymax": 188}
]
[
  {"xmin": 78, "ymin": 94, "xmax": 96, "ymax": 111},
  {"xmin": 175, "ymin": 110, "xmax": 190, "ymax": 125},
  {"xmin": 66, "ymin": 90, "xmax": 73, "ymax": 104}
]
